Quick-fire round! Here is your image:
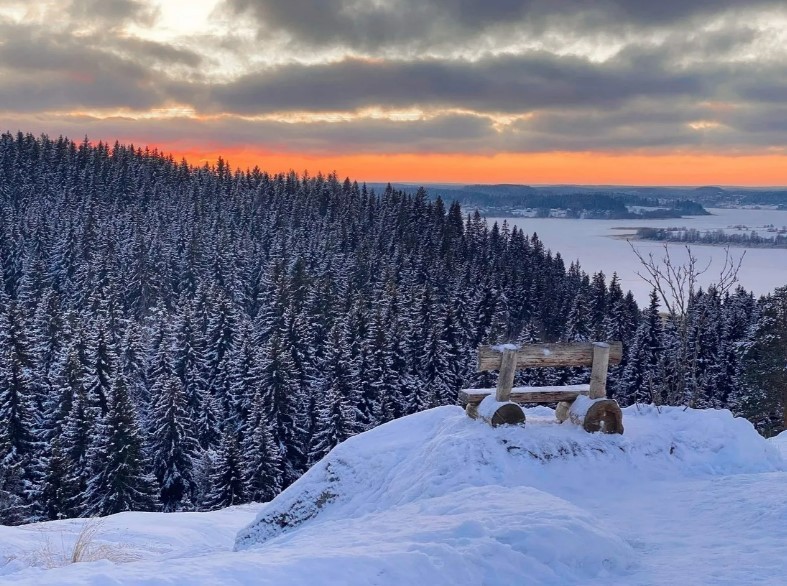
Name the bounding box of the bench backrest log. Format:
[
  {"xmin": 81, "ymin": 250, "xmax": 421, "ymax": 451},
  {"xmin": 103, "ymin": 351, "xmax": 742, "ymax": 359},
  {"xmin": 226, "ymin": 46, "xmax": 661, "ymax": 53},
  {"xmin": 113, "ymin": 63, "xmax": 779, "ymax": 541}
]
[
  {"xmin": 478, "ymin": 342, "xmax": 623, "ymax": 371},
  {"xmin": 479, "ymin": 341, "xmax": 622, "ymax": 402}
]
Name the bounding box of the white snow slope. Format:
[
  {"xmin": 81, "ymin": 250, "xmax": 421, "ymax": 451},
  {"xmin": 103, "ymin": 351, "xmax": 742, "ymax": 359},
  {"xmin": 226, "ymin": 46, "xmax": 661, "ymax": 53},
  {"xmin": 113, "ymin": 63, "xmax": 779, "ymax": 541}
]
[{"xmin": 1, "ymin": 405, "xmax": 785, "ymax": 585}]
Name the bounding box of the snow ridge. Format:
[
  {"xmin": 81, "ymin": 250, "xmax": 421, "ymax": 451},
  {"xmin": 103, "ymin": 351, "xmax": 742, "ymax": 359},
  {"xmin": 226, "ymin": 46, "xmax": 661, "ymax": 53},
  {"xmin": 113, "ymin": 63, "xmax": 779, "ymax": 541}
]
[{"xmin": 236, "ymin": 405, "xmax": 783, "ymax": 551}]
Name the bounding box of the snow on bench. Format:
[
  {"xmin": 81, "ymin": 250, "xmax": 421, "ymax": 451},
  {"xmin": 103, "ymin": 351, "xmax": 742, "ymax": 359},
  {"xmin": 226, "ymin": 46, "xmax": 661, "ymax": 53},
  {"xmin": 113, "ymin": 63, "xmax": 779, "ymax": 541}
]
[{"xmin": 459, "ymin": 384, "xmax": 591, "ymax": 405}]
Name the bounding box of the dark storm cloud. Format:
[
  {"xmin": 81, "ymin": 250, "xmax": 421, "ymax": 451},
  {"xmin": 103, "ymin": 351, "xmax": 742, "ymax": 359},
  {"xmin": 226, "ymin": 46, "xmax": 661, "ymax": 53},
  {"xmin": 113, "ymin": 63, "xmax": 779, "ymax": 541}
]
[
  {"xmin": 6, "ymin": 112, "xmax": 499, "ymax": 154},
  {"xmin": 0, "ymin": 22, "xmax": 191, "ymax": 111},
  {"xmin": 199, "ymin": 52, "xmax": 706, "ymax": 115},
  {"xmin": 12, "ymin": 95, "xmax": 787, "ymax": 158},
  {"xmin": 715, "ymin": 105, "xmax": 787, "ymax": 136},
  {"xmin": 504, "ymin": 103, "xmax": 711, "ymax": 151},
  {"xmin": 225, "ymin": 0, "xmax": 781, "ymax": 50},
  {"xmin": 112, "ymin": 37, "xmax": 204, "ymax": 68}
]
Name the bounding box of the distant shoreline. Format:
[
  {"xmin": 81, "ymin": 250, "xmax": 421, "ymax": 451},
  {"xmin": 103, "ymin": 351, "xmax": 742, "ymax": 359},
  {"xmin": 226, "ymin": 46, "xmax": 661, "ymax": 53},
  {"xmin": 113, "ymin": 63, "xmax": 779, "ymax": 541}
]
[{"xmin": 617, "ymin": 232, "xmax": 787, "ymax": 250}]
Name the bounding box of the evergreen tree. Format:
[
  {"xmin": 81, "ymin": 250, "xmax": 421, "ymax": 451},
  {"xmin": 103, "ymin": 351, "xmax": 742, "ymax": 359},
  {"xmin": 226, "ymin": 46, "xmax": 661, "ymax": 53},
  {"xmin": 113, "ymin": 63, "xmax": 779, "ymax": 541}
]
[
  {"xmin": 617, "ymin": 290, "xmax": 663, "ymax": 404},
  {"xmin": 242, "ymin": 391, "xmax": 284, "ymax": 502},
  {"xmin": 39, "ymin": 437, "xmax": 77, "ymax": 520},
  {"xmin": 257, "ymin": 332, "xmax": 307, "ymax": 485},
  {"xmin": 738, "ymin": 286, "xmax": 787, "ymax": 436},
  {"xmin": 420, "ymin": 323, "xmax": 452, "ymax": 408},
  {"xmin": 60, "ymin": 376, "xmax": 98, "ymax": 516},
  {"xmin": 150, "ymin": 375, "xmax": 199, "ymax": 511},
  {"xmin": 205, "ymin": 429, "xmax": 246, "ymax": 509},
  {"xmin": 83, "ymin": 317, "xmax": 117, "ymax": 416},
  {"xmin": 563, "ymin": 292, "xmax": 593, "ymax": 342},
  {"xmin": 0, "ymin": 298, "xmax": 38, "ymax": 523},
  {"xmin": 309, "ymin": 322, "xmax": 357, "ymax": 463},
  {"xmin": 83, "ymin": 374, "xmax": 156, "ymax": 516}
]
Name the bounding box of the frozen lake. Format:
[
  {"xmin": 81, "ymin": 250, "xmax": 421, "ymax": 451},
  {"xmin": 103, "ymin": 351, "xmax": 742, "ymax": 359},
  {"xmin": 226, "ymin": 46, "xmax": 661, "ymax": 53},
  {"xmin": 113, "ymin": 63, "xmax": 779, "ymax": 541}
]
[{"xmin": 488, "ymin": 208, "xmax": 787, "ymax": 304}]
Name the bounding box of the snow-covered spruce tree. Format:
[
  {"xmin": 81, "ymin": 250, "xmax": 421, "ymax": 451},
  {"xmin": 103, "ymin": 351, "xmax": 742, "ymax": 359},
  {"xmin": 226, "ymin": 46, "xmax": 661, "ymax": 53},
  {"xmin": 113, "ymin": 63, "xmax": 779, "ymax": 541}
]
[
  {"xmin": 563, "ymin": 289, "xmax": 593, "ymax": 343},
  {"xmin": 685, "ymin": 287, "xmax": 724, "ymax": 408},
  {"xmin": 0, "ymin": 297, "xmax": 39, "ymax": 523},
  {"xmin": 150, "ymin": 374, "xmax": 199, "ymax": 512},
  {"xmin": 379, "ymin": 284, "xmax": 417, "ymax": 421},
  {"xmin": 83, "ymin": 316, "xmax": 117, "ymax": 417},
  {"xmin": 602, "ymin": 274, "xmax": 638, "ymax": 396},
  {"xmin": 225, "ymin": 320, "xmax": 262, "ymax": 437},
  {"xmin": 39, "ymin": 437, "xmax": 76, "ymax": 520},
  {"xmin": 309, "ymin": 322, "xmax": 357, "ymax": 464},
  {"xmin": 119, "ymin": 321, "xmax": 150, "ymax": 415},
  {"xmin": 589, "ymin": 271, "xmax": 608, "ymax": 340},
  {"xmin": 257, "ymin": 331, "xmax": 307, "ymax": 486},
  {"xmin": 242, "ymin": 390, "xmax": 283, "ymax": 502},
  {"xmin": 170, "ymin": 300, "xmax": 209, "ymax": 430},
  {"xmin": 420, "ymin": 322, "xmax": 452, "ymax": 408},
  {"xmin": 205, "ymin": 429, "xmax": 246, "ymax": 509},
  {"xmin": 60, "ymin": 374, "xmax": 99, "ymax": 517},
  {"xmin": 196, "ymin": 386, "xmax": 222, "ymax": 452},
  {"xmin": 562, "ymin": 290, "xmax": 594, "ymax": 385},
  {"xmin": 348, "ymin": 297, "xmax": 380, "ymax": 432},
  {"xmin": 83, "ymin": 373, "xmax": 156, "ymax": 516},
  {"xmin": 617, "ymin": 289, "xmax": 663, "ymax": 405},
  {"xmin": 737, "ymin": 286, "xmax": 787, "ymax": 436},
  {"xmin": 30, "ymin": 289, "xmax": 66, "ymax": 400},
  {"xmin": 39, "ymin": 341, "xmax": 87, "ymax": 520},
  {"xmin": 204, "ymin": 287, "xmax": 240, "ymax": 398},
  {"xmin": 439, "ymin": 305, "xmax": 466, "ymax": 404}
]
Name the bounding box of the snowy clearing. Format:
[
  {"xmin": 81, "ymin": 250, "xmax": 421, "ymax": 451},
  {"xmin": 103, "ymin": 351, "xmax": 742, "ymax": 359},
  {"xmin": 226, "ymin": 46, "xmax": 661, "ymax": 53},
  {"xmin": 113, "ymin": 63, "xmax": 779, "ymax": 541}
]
[{"xmin": 1, "ymin": 405, "xmax": 785, "ymax": 585}]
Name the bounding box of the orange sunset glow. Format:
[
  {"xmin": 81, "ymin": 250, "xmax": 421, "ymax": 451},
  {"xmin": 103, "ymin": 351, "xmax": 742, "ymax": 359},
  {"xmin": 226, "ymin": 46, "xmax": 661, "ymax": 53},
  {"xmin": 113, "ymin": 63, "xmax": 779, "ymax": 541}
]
[{"xmin": 169, "ymin": 149, "xmax": 787, "ymax": 186}]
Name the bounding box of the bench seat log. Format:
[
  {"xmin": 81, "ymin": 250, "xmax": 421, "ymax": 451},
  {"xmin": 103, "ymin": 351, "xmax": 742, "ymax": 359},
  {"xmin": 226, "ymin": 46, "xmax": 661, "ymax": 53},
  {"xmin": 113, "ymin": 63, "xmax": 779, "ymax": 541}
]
[
  {"xmin": 477, "ymin": 341, "xmax": 622, "ymax": 371},
  {"xmin": 459, "ymin": 384, "xmax": 591, "ymax": 405}
]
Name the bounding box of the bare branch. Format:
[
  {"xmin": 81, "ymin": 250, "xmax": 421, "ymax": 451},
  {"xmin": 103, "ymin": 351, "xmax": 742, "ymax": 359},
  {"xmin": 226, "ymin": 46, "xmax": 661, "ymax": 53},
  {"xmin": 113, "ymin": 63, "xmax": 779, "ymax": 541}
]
[{"xmin": 628, "ymin": 241, "xmax": 746, "ymax": 318}]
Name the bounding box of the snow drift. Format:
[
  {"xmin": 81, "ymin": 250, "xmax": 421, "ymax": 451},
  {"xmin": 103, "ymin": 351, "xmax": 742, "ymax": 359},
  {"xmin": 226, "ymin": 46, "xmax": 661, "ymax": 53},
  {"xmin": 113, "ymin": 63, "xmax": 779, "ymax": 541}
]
[
  {"xmin": 773, "ymin": 430, "xmax": 787, "ymax": 459},
  {"xmin": 231, "ymin": 405, "xmax": 782, "ymax": 585},
  {"xmin": 2, "ymin": 405, "xmax": 784, "ymax": 585}
]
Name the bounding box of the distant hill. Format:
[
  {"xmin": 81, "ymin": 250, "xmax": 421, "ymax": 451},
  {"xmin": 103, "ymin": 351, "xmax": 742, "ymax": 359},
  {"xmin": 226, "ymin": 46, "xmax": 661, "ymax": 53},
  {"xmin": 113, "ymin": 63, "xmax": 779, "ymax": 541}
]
[
  {"xmin": 369, "ymin": 182, "xmax": 787, "ymax": 216},
  {"xmin": 370, "ymin": 183, "xmax": 711, "ymax": 219}
]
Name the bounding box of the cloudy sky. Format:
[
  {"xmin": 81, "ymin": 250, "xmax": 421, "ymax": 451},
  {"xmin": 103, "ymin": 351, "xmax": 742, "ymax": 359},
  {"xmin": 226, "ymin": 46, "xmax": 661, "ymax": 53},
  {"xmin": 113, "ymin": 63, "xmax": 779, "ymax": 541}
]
[{"xmin": 2, "ymin": 0, "xmax": 786, "ymax": 184}]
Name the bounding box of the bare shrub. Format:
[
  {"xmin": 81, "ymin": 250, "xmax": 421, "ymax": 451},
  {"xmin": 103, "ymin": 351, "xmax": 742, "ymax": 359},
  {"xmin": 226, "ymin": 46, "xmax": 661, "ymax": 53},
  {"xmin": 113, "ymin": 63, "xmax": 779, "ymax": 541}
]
[
  {"xmin": 21, "ymin": 518, "xmax": 139, "ymax": 569},
  {"xmin": 628, "ymin": 243, "xmax": 745, "ymax": 407}
]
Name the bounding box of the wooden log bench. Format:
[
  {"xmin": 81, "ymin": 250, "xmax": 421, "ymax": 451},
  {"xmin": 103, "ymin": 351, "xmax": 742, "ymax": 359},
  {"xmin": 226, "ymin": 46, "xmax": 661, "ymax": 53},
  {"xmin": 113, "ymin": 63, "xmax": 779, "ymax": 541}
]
[{"xmin": 459, "ymin": 341, "xmax": 624, "ymax": 434}]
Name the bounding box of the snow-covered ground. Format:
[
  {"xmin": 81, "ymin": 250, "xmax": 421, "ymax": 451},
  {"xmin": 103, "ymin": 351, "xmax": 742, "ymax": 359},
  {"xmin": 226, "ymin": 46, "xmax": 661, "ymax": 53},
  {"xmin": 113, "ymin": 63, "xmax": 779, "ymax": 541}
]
[{"xmin": 1, "ymin": 406, "xmax": 785, "ymax": 585}]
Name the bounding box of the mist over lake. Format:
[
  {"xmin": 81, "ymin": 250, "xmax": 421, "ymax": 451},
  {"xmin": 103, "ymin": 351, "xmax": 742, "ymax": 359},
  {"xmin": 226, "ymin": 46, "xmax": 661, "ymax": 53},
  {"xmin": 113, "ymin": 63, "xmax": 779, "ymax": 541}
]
[{"xmin": 489, "ymin": 208, "xmax": 787, "ymax": 303}]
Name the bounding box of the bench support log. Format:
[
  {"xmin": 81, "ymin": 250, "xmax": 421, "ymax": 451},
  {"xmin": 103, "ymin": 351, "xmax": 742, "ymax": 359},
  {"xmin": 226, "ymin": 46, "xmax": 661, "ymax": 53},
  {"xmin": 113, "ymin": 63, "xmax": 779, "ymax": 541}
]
[
  {"xmin": 569, "ymin": 397, "xmax": 623, "ymax": 434},
  {"xmin": 495, "ymin": 348, "xmax": 517, "ymax": 402},
  {"xmin": 589, "ymin": 342, "xmax": 611, "ymax": 399},
  {"xmin": 475, "ymin": 396, "xmax": 525, "ymax": 427}
]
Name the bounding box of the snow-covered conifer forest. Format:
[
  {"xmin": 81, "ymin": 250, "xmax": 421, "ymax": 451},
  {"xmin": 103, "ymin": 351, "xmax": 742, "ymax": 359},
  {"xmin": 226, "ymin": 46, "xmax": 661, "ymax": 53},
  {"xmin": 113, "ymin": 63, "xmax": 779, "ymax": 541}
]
[{"xmin": 1, "ymin": 132, "xmax": 785, "ymax": 525}]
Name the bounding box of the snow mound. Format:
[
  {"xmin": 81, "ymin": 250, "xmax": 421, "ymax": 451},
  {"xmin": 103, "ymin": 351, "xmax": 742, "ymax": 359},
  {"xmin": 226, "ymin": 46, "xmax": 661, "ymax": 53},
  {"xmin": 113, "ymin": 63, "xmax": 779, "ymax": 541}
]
[
  {"xmin": 236, "ymin": 405, "xmax": 782, "ymax": 556},
  {"xmin": 1, "ymin": 406, "xmax": 784, "ymax": 585},
  {"xmin": 772, "ymin": 430, "xmax": 787, "ymax": 459}
]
